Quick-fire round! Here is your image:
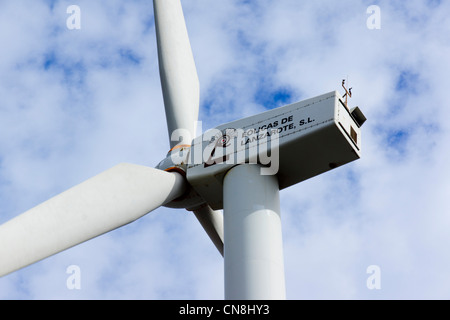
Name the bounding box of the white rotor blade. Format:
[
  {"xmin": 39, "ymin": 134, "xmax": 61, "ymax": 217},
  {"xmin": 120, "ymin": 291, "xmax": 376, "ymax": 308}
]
[
  {"xmin": 154, "ymin": 0, "xmax": 200, "ymax": 148},
  {"xmin": 0, "ymin": 163, "xmax": 186, "ymax": 277},
  {"xmin": 193, "ymin": 205, "xmax": 224, "ymax": 256}
]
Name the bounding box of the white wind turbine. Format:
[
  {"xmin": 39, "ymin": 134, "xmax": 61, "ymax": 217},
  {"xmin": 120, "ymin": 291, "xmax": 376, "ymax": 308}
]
[{"xmin": 0, "ymin": 0, "xmax": 366, "ymax": 300}]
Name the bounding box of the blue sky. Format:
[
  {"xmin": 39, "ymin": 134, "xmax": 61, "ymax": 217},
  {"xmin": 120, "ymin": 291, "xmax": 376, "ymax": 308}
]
[{"xmin": 1, "ymin": 0, "xmax": 450, "ymax": 299}]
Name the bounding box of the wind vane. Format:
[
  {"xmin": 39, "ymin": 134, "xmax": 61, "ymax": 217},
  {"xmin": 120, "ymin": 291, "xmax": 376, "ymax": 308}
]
[{"xmin": 342, "ymin": 79, "xmax": 352, "ymax": 108}]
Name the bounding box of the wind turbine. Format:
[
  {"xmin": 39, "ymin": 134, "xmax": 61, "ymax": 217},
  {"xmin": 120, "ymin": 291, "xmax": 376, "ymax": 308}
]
[{"xmin": 0, "ymin": 0, "xmax": 366, "ymax": 300}]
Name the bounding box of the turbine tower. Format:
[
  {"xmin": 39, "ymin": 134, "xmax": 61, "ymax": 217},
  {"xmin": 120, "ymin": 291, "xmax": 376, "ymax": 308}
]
[{"xmin": 0, "ymin": 0, "xmax": 366, "ymax": 300}]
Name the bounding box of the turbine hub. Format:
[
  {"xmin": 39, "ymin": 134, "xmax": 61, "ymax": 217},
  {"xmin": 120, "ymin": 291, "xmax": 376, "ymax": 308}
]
[{"xmin": 156, "ymin": 145, "xmax": 207, "ymax": 211}]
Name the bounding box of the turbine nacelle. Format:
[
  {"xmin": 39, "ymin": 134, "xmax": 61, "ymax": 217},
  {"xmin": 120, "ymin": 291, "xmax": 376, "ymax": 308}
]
[{"xmin": 159, "ymin": 90, "xmax": 366, "ymax": 211}]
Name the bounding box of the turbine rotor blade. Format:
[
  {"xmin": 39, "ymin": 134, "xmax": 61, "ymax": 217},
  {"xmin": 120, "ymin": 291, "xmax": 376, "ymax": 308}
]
[
  {"xmin": 154, "ymin": 0, "xmax": 200, "ymax": 148},
  {"xmin": 193, "ymin": 205, "xmax": 224, "ymax": 256},
  {"xmin": 0, "ymin": 163, "xmax": 186, "ymax": 277}
]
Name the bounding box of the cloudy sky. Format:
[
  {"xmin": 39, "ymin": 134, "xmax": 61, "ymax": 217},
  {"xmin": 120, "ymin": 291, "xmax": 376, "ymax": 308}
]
[{"xmin": 0, "ymin": 0, "xmax": 449, "ymax": 300}]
